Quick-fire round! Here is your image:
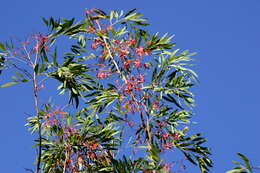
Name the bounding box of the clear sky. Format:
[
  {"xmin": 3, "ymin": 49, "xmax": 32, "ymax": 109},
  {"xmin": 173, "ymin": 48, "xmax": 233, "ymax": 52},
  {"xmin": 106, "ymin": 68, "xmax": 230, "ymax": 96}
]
[{"xmin": 0, "ymin": 0, "xmax": 260, "ymax": 172}]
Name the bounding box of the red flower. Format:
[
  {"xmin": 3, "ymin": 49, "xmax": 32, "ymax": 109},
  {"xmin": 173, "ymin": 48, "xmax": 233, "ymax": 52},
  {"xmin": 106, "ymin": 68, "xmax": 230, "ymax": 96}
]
[
  {"xmin": 119, "ymin": 49, "xmax": 130, "ymax": 59},
  {"xmin": 143, "ymin": 63, "xmax": 150, "ymax": 69},
  {"xmin": 162, "ymin": 133, "xmax": 170, "ymax": 140},
  {"xmin": 114, "ymin": 40, "xmax": 121, "ymax": 44},
  {"xmin": 33, "ymin": 33, "xmax": 49, "ymax": 53},
  {"xmin": 83, "ymin": 141, "xmax": 99, "ymax": 150},
  {"xmin": 45, "ymin": 108, "xmax": 66, "ymax": 117},
  {"xmin": 45, "ymin": 119, "xmax": 60, "ymax": 126},
  {"xmin": 124, "ymin": 81, "xmax": 134, "ymax": 94},
  {"xmin": 97, "ymin": 72, "xmax": 110, "ymax": 79},
  {"xmin": 135, "ymin": 47, "xmax": 145, "ymax": 57},
  {"xmin": 123, "ymin": 59, "xmax": 131, "ymax": 69},
  {"xmin": 91, "ymin": 42, "xmax": 98, "ymax": 49},
  {"xmin": 135, "ymin": 47, "xmax": 150, "ymax": 57},
  {"xmin": 123, "ymin": 100, "xmax": 134, "ymax": 111},
  {"xmin": 125, "ymin": 38, "xmax": 137, "ymax": 45},
  {"xmin": 85, "ymin": 8, "xmax": 95, "ymax": 14},
  {"xmin": 106, "ymin": 25, "xmax": 113, "ymax": 31},
  {"xmin": 172, "ymin": 132, "xmax": 181, "ymax": 139},
  {"xmin": 34, "ymin": 43, "xmax": 41, "ymax": 52},
  {"xmin": 162, "ymin": 142, "xmax": 173, "ymax": 149},
  {"xmin": 134, "ymin": 59, "xmax": 142, "ymax": 68},
  {"xmin": 130, "ymin": 75, "xmax": 135, "ymax": 81},
  {"xmin": 89, "ymin": 143, "xmax": 99, "ymax": 150},
  {"xmin": 91, "ymin": 39, "xmax": 104, "ymax": 49},
  {"xmin": 137, "ymin": 74, "xmax": 145, "ymax": 84}
]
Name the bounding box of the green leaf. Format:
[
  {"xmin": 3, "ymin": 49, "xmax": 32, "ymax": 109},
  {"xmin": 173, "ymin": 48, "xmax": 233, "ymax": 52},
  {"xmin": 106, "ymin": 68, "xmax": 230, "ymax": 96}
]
[
  {"xmin": 67, "ymin": 116, "xmax": 73, "ymax": 127},
  {"xmin": 124, "ymin": 9, "xmax": 137, "ymax": 17},
  {"xmin": 0, "ymin": 42, "xmax": 7, "ymax": 51},
  {"xmin": 52, "ymin": 47, "xmax": 58, "ymax": 66},
  {"xmin": 237, "ymin": 153, "xmax": 252, "ymax": 172},
  {"xmin": 41, "ymin": 17, "xmax": 49, "ymax": 26},
  {"xmin": 0, "ymin": 81, "xmax": 19, "ymax": 88},
  {"xmin": 78, "ymin": 35, "xmax": 86, "ymax": 48},
  {"xmin": 34, "ymin": 64, "xmax": 39, "ymax": 73},
  {"xmin": 162, "ymin": 94, "xmax": 183, "ymax": 109},
  {"xmin": 124, "ymin": 12, "xmax": 146, "ymax": 22},
  {"xmin": 226, "ymin": 168, "xmax": 247, "ymax": 173}
]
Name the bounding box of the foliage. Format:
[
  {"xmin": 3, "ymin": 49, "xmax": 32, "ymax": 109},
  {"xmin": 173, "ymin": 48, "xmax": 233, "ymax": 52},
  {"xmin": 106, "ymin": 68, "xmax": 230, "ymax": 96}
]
[
  {"xmin": 0, "ymin": 8, "xmax": 213, "ymax": 173},
  {"xmin": 226, "ymin": 153, "xmax": 260, "ymax": 173}
]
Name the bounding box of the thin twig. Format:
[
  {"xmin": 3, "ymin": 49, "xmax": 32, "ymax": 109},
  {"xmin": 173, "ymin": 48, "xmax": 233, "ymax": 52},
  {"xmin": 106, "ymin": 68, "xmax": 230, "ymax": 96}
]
[
  {"xmin": 33, "ymin": 70, "xmax": 42, "ymax": 173},
  {"xmin": 27, "ymin": 49, "xmax": 42, "ymax": 173},
  {"xmin": 96, "ymin": 21, "xmax": 127, "ymax": 83},
  {"xmin": 23, "ymin": 45, "xmax": 34, "ymax": 67}
]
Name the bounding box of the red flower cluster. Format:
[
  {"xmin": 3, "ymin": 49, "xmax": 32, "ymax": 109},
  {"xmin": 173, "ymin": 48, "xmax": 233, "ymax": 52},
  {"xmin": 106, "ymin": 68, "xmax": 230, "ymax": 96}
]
[
  {"xmin": 123, "ymin": 58, "xmax": 148, "ymax": 69},
  {"xmin": 119, "ymin": 49, "xmax": 130, "ymax": 59},
  {"xmin": 43, "ymin": 108, "xmax": 67, "ymax": 127},
  {"xmin": 133, "ymin": 59, "xmax": 142, "ymax": 68},
  {"xmin": 124, "ymin": 75, "xmax": 145, "ymax": 94},
  {"xmin": 162, "ymin": 133, "xmax": 171, "ymax": 140},
  {"xmin": 96, "ymin": 71, "xmax": 111, "ymax": 79},
  {"xmin": 124, "ymin": 81, "xmax": 138, "ymax": 94},
  {"xmin": 83, "ymin": 141, "xmax": 100, "ymax": 150},
  {"xmin": 123, "ymin": 100, "xmax": 140, "ymax": 112},
  {"xmin": 114, "ymin": 40, "xmax": 121, "ymax": 44},
  {"xmin": 135, "ymin": 47, "xmax": 150, "ymax": 57},
  {"xmin": 158, "ymin": 131, "xmax": 182, "ymax": 151},
  {"xmin": 137, "ymin": 74, "xmax": 145, "ymax": 84},
  {"xmin": 172, "ymin": 132, "xmax": 181, "ymax": 140},
  {"xmin": 33, "ymin": 33, "xmax": 49, "ymax": 53},
  {"xmin": 162, "ymin": 142, "xmax": 173, "ymax": 150},
  {"xmin": 64, "ymin": 126, "xmax": 79, "ymax": 135},
  {"xmin": 45, "ymin": 119, "xmax": 60, "ymax": 126},
  {"xmin": 45, "ymin": 108, "xmax": 66, "ymax": 117},
  {"xmin": 125, "ymin": 38, "xmax": 137, "ymax": 46}
]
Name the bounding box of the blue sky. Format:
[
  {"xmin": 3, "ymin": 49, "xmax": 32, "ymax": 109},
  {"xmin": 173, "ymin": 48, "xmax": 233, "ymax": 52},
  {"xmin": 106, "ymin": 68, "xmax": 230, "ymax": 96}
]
[{"xmin": 1, "ymin": 0, "xmax": 260, "ymax": 172}]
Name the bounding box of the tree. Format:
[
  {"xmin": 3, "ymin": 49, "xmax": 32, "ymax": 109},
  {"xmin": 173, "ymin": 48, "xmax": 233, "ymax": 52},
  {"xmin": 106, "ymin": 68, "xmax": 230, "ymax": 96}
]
[{"xmin": 0, "ymin": 8, "xmax": 213, "ymax": 173}]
